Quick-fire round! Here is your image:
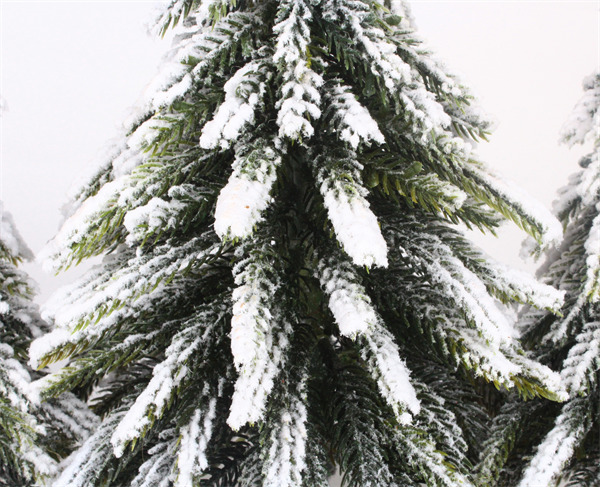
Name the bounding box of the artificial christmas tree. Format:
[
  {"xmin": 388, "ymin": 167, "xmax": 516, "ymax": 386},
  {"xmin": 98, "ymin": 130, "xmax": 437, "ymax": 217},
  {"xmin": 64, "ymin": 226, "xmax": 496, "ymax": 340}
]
[
  {"xmin": 477, "ymin": 73, "xmax": 600, "ymax": 487},
  {"xmin": 0, "ymin": 202, "xmax": 96, "ymax": 486},
  {"xmin": 31, "ymin": 1, "xmax": 568, "ymax": 485}
]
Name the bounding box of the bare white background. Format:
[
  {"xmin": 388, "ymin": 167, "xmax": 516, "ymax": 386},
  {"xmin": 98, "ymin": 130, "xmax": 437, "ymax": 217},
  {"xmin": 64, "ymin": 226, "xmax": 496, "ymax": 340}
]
[{"xmin": 1, "ymin": 0, "xmax": 598, "ymax": 305}]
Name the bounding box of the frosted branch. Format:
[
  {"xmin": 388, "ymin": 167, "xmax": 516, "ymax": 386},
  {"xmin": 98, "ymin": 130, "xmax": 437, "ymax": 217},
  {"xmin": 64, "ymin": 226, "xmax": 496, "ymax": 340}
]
[
  {"xmin": 200, "ymin": 61, "xmax": 269, "ymax": 150},
  {"xmin": 518, "ymin": 397, "xmax": 591, "ymax": 487},
  {"xmin": 227, "ymin": 243, "xmax": 291, "ymax": 430},
  {"xmin": 214, "ymin": 141, "xmax": 281, "ymax": 240},
  {"xmin": 273, "ymin": 0, "xmax": 323, "ymax": 140},
  {"xmin": 262, "ymin": 376, "xmax": 309, "ymax": 487},
  {"xmin": 313, "ymin": 149, "xmax": 388, "ymax": 268},
  {"xmin": 318, "ymin": 258, "xmax": 420, "ymax": 421}
]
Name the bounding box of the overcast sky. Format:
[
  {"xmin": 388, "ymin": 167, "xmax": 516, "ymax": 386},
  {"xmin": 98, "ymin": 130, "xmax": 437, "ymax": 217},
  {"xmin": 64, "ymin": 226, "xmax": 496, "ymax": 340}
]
[{"xmin": 1, "ymin": 0, "xmax": 598, "ymax": 302}]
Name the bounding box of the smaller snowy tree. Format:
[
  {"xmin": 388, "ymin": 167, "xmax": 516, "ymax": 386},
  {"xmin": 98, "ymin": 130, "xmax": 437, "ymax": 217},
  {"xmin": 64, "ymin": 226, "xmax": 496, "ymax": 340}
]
[
  {"xmin": 477, "ymin": 73, "xmax": 600, "ymax": 487},
  {"xmin": 0, "ymin": 202, "xmax": 97, "ymax": 486}
]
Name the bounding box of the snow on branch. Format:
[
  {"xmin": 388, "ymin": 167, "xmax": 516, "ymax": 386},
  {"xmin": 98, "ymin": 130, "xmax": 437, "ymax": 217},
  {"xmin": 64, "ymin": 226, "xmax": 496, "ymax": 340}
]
[
  {"xmin": 322, "ymin": 0, "xmax": 456, "ymax": 142},
  {"xmin": 318, "ymin": 260, "xmax": 377, "ymax": 339},
  {"xmin": 482, "ymin": 264, "xmax": 564, "ymax": 312},
  {"xmin": 31, "ymin": 238, "xmax": 221, "ymax": 369},
  {"xmin": 360, "ymin": 325, "xmax": 421, "ymax": 424},
  {"xmin": 175, "ymin": 397, "xmax": 218, "ymax": 486},
  {"xmin": 0, "ymin": 348, "xmax": 39, "ymax": 415},
  {"xmin": 0, "ymin": 348, "xmax": 59, "ymax": 481},
  {"xmin": 425, "ymin": 252, "xmax": 515, "ymax": 347},
  {"xmin": 214, "ymin": 139, "xmax": 281, "ymax": 240},
  {"xmin": 318, "ymin": 257, "xmax": 420, "ymax": 422},
  {"xmin": 582, "ymin": 210, "xmax": 600, "ymax": 301},
  {"xmin": 322, "ymin": 0, "xmax": 410, "ymax": 91},
  {"xmin": 273, "ymin": 0, "xmax": 323, "ymax": 140},
  {"xmin": 227, "ymin": 241, "xmax": 291, "ymax": 430},
  {"xmin": 62, "ymin": 9, "xmax": 264, "ymax": 228},
  {"xmin": 560, "ymin": 320, "xmax": 600, "ymax": 396},
  {"xmin": 463, "ymin": 162, "xmax": 563, "ymax": 247},
  {"xmin": 138, "ymin": 4, "xmax": 261, "ymax": 123},
  {"xmin": 560, "ymin": 72, "xmax": 600, "ymax": 148},
  {"xmin": 152, "ymin": 0, "xmax": 199, "ymax": 37},
  {"xmin": 542, "ymin": 210, "xmax": 600, "ymax": 344},
  {"xmin": 39, "ymin": 178, "xmax": 128, "ymax": 273},
  {"xmin": 131, "ymin": 439, "xmax": 176, "ymax": 487},
  {"xmin": 388, "ymin": 0, "xmax": 415, "ymax": 29},
  {"xmin": 40, "ymin": 392, "xmax": 99, "ymax": 446},
  {"xmin": 517, "ymin": 397, "xmax": 591, "ymax": 487},
  {"xmin": 448, "ymin": 327, "xmax": 564, "ymax": 399},
  {"xmin": 312, "ymin": 148, "xmax": 388, "ymax": 268},
  {"xmin": 381, "ymin": 218, "xmax": 566, "ymax": 397},
  {"xmin": 554, "ymin": 152, "xmax": 600, "ymax": 218},
  {"xmin": 325, "ymin": 84, "xmax": 385, "ymax": 149},
  {"xmin": 110, "ymin": 313, "xmax": 219, "ymax": 457},
  {"xmin": 200, "ymin": 61, "xmax": 269, "ymax": 150},
  {"xmin": 451, "ymin": 234, "xmax": 564, "ymax": 312},
  {"xmin": 386, "ymin": 222, "xmax": 518, "ymax": 349},
  {"xmin": 53, "ymin": 410, "xmax": 128, "ymax": 487},
  {"xmin": 392, "ymin": 424, "xmax": 471, "ymax": 487},
  {"xmin": 262, "ymin": 375, "xmax": 309, "ymax": 487},
  {"xmin": 123, "ymin": 196, "xmax": 186, "ymax": 246}
]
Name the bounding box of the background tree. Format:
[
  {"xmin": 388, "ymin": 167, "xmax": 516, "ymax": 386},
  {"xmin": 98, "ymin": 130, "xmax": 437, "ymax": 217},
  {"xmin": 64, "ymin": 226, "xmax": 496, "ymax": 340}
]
[
  {"xmin": 476, "ymin": 73, "xmax": 600, "ymax": 487},
  {"xmin": 31, "ymin": 0, "xmax": 566, "ymax": 485},
  {"xmin": 0, "ymin": 201, "xmax": 97, "ymax": 486}
]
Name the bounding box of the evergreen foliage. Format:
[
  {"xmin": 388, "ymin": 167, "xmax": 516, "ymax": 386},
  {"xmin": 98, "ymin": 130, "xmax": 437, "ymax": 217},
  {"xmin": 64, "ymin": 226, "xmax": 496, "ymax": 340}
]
[
  {"xmin": 476, "ymin": 73, "xmax": 600, "ymax": 487},
  {"xmin": 0, "ymin": 202, "xmax": 96, "ymax": 486},
  {"xmin": 31, "ymin": 1, "xmax": 569, "ymax": 485}
]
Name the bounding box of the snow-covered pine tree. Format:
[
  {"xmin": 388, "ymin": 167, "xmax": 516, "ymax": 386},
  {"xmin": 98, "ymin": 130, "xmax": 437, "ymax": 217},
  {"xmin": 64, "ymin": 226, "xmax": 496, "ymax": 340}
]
[
  {"xmin": 31, "ymin": 1, "xmax": 567, "ymax": 485},
  {"xmin": 477, "ymin": 73, "xmax": 600, "ymax": 487},
  {"xmin": 0, "ymin": 202, "xmax": 97, "ymax": 486}
]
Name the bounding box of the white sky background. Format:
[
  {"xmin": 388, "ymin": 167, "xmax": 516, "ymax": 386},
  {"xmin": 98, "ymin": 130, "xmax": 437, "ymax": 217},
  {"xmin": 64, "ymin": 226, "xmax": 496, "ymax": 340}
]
[{"xmin": 1, "ymin": 0, "xmax": 599, "ymax": 304}]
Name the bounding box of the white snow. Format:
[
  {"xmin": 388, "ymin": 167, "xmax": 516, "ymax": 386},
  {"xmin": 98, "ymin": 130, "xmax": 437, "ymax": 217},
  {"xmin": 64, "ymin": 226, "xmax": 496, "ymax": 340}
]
[
  {"xmin": 315, "ymin": 152, "xmax": 388, "ymax": 268},
  {"xmin": 517, "ymin": 398, "xmax": 588, "ymax": 487},
  {"xmin": 319, "ymin": 263, "xmax": 378, "ymax": 338},
  {"xmin": 321, "ymin": 0, "xmax": 458, "ymax": 142},
  {"xmin": 263, "ymin": 378, "xmax": 308, "ymax": 487},
  {"xmin": 273, "ymin": 0, "xmax": 323, "ymax": 140},
  {"xmin": 214, "ymin": 177, "xmax": 274, "ymax": 240},
  {"xmin": 483, "ymin": 262, "xmax": 565, "ymax": 312},
  {"xmin": 39, "ymin": 177, "xmax": 129, "ymax": 272},
  {"xmin": 227, "ymin": 246, "xmax": 291, "ymax": 430},
  {"xmin": 110, "ymin": 313, "xmax": 218, "ymax": 458},
  {"xmin": 318, "ymin": 259, "xmax": 420, "ymax": 421},
  {"xmin": 123, "ymin": 197, "xmax": 186, "ymax": 245},
  {"xmin": 200, "ymin": 62, "xmax": 266, "ymax": 150},
  {"xmin": 131, "ymin": 439, "xmax": 176, "ymax": 487},
  {"xmin": 322, "ymin": 188, "xmax": 388, "ymax": 269},
  {"xmin": 362, "ymin": 324, "xmax": 421, "ymax": 422},
  {"xmin": 214, "ymin": 144, "xmax": 281, "ymax": 241},
  {"xmin": 176, "ymin": 399, "xmax": 217, "ymax": 486},
  {"xmin": 329, "ymin": 85, "xmax": 385, "ymax": 149},
  {"xmin": 53, "ymin": 411, "xmax": 126, "ymax": 487},
  {"xmin": 344, "ymin": 12, "xmax": 410, "ymax": 90},
  {"xmin": 29, "ymin": 328, "xmax": 72, "ymax": 370},
  {"xmin": 583, "ymin": 211, "xmax": 600, "ymax": 301},
  {"xmin": 560, "ymin": 321, "xmax": 600, "ymax": 395}
]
